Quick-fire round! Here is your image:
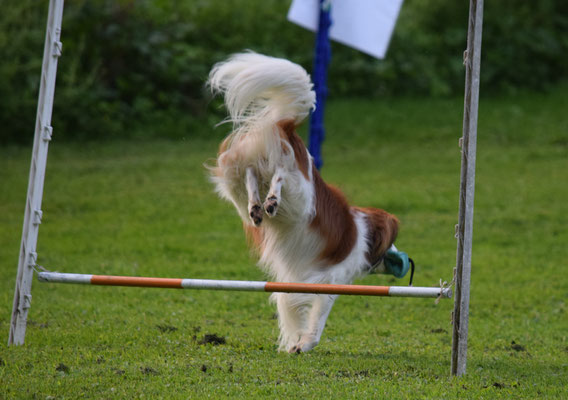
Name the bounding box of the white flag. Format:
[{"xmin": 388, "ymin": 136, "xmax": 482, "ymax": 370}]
[{"xmin": 288, "ymin": 0, "xmax": 404, "ymax": 59}]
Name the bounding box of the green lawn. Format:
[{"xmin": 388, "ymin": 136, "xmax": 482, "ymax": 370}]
[{"xmin": 1, "ymin": 86, "xmax": 567, "ymax": 398}]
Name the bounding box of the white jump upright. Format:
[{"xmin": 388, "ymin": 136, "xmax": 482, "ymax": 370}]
[
  {"xmin": 451, "ymin": 0, "xmax": 484, "ymax": 377},
  {"xmin": 9, "ymin": 0, "xmax": 65, "ymax": 345}
]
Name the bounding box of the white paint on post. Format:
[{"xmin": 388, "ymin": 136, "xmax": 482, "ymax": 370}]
[
  {"xmin": 9, "ymin": 0, "xmax": 65, "ymax": 346},
  {"xmin": 388, "ymin": 286, "xmax": 451, "ymax": 298},
  {"xmin": 38, "ymin": 272, "xmax": 93, "ymax": 284},
  {"xmin": 180, "ymin": 279, "xmax": 266, "ymax": 291}
]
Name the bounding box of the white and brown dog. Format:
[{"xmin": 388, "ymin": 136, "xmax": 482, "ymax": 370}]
[{"xmin": 207, "ymin": 52, "xmax": 398, "ymax": 353}]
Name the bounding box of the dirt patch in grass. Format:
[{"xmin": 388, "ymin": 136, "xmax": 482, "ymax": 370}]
[
  {"xmin": 510, "ymin": 341, "xmax": 526, "ymax": 352},
  {"xmin": 156, "ymin": 324, "xmax": 178, "ymax": 333},
  {"xmin": 198, "ymin": 334, "xmax": 226, "ymax": 345},
  {"xmin": 55, "ymin": 363, "xmax": 70, "ymax": 374},
  {"xmin": 140, "ymin": 366, "xmax": 159, "ymax": 375}
]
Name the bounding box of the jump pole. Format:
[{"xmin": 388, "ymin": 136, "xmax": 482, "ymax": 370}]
[
  {"xmin": 37, "ymin": 272, "xmax": 451, "ymax": 298},
  {"xmin": 9, "ymin": 0, "xmax": 64, "ymax": 346},
  {"xmin": 451, "ymin": 0, "xmax": 484, "ymax": 377}
]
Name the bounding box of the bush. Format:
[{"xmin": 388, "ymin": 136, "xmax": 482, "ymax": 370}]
[
  {"xmin": 0, "ymin": 0, "xmax": 46, "ymax": 144},
  {"xmin": 1, "ymin": 0, "xmax": 566, "ymax": 144}
]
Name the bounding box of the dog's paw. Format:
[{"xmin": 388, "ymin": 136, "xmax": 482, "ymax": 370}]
[
  {"xmin": 288, "ymin": 345, "xmax": 302, "ymax": 354},
  {"xmin": 288, "ymin": 337, "xmax": 319, "ymax": 354},
  {"xmin": 249, "ymin": 204, "xmax": 263, "ymax": 226},
  {"xmin": 263, "ymin": 196, "xmax": 279, "ymax": 217}
]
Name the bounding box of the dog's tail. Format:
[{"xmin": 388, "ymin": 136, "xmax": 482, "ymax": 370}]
[{"xmin": 208, "ymin": 52, "xmax": 316, "ymax": 133}]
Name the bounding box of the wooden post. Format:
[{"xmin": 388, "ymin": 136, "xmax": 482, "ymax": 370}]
[
  {"xmin": 9, "ymin": 0, "xmax": 65, "ymax": 345},
  {"xmin": 451, "ymin": 0, "xmax": 484, "ymax": 376}
]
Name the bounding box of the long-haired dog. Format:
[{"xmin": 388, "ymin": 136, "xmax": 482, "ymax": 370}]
[{"xmin": 207, "ymin": 52, "xmax": 399, "ymax": 353}]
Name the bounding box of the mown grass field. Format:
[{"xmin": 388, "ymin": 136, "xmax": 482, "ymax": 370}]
[{"xmin": 1, "ymin": 86, "xmax": 567, "ymax": 398}]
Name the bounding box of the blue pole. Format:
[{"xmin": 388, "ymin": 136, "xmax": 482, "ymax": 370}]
[{"xmin": 308, "ymin": 0, "xmax": 332, "ymax": 170}]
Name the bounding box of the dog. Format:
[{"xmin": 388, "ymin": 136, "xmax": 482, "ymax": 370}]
[{"xmin": 207, "ymin": 52, "xmax": 399, "ymax": 353}]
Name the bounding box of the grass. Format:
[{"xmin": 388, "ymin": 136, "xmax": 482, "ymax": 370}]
[{"xmin": 1, "ymin": 85, "xmax": 567, "ymax": 398}]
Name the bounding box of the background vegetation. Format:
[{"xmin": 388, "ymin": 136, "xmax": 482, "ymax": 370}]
[
  {"xmin": 1, "ymin": 0, "xmax": 567, "ymax": 143},
  {"xmin": 1, "ymin": 87, "xmax": 567, "ymax": 398}
]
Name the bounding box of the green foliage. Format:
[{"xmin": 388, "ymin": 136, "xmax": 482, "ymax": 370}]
[
  {"xmin": 482, "ymin": 0, "xmax": 568, "ymax": 92},
  {"xmin": 1, "ymin": 0, "xmax": 567, "ymax": 143},
  {"xmin": 1, "ymin": 88, "xmax": 567, "ymax": 398},
  {"xmin": 0, "ymin": 0, "xmax": 45, "ymax": 144}
]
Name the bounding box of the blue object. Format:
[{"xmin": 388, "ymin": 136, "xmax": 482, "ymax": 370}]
[
  {"xmin": 308, "ymin": 0, "xmax": 332, "ymax": 170},
  {"xmin": 384, "ymin": 249, "xmax": 411, "ymax": 279}
]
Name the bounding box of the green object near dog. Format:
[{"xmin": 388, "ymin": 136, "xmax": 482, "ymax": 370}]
[{"xmin": 384, "ymin": 249, "xmax": 411, "ymax": 278}]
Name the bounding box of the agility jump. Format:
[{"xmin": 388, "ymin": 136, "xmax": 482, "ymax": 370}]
[
  {"xmin": 10, "ymin": 0, "xmax": 482, "ymax": 377},
  {"xmin": 38, "ymin": 272, "xmax": 452, "ymax": 298}
]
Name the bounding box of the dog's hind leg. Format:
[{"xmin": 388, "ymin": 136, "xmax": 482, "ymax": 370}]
[
  {"xmin": 290, "ymin": 294, "xmax": 337, "ymax": 353},
  {"xmin": 246, "ymin": 167, "xmax": 263, "ymax": 226},
  {"xmin": 264, "ymin": 167, "xmax": 285, "ymax": 217}
]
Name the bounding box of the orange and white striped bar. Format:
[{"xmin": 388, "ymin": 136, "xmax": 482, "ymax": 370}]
[{"xmin": 37, "ymin": 272, "xmax": 451, "ymax": 298}]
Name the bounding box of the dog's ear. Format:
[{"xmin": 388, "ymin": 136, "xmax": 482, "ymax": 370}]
[{"xmin": 357, "ymin": 207, "xmax": 399, "ymax": 266}]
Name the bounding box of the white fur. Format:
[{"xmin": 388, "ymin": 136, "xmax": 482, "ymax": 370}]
[
  {"xmin": 208, "ymin": 52, "xmax": 316, "ymax": 139},
  {"xmin": 268, "ymin": 211, "xmax": 371, "ymax": 351},
  {"xmin": 207, "ymin": 52, "xmax": 378, "ymax": 353}
]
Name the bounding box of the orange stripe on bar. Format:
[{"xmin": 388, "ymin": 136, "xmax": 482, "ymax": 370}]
[
  {"xmin": 90, "ymin": 275, "xmax": 183, "ymax": 289},
  {"xmin": 264, "ymin": 282, "xmax": 390, "ymax": 296}
]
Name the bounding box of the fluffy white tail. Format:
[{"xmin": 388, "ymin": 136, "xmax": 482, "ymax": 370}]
[{"xmin": 208, "ymin": 52, "xmax": 316, "ymax": 132}]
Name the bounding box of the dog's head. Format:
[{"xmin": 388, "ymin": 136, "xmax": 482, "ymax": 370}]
[{"xmin": 354, "ymin": 207, "xmax": 399, "ymax": 266}]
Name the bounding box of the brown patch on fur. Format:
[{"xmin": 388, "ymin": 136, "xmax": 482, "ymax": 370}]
[
  {"xmin": 210, "ymin": 136, "xmax": 234, "ymax": 178},
  {"xmin": 353, "ymin": 207, "xmax": 399, "ymax": 266},
  {"xmin": 310, "ymin": 166, "xmax": 358, "ymax": 266},
  {"xmin": 218, "ymin": 136, "xmax": 231, "ymax": 155},
  {"xmin": 277, "ymin": 120, "xmax": 310, "ymax": 180},
  {"xmin": 275, "ymin": 120, "xmax": 358, "ymax": 265},
  {"xmin": 244, "ymin": 223, "xmax": 264, "ymax": 255}
]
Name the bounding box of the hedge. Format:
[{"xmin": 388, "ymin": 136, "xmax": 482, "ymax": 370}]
[{"xmin": 1, "ymin": 0, "xmax": 566, "ymax": 143}]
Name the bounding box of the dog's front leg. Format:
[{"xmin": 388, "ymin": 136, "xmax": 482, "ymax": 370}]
[
  {"xmin": 246, "ymin": 167, "xmax": 263, "ymax": 226},
  {"xmin": 273, "ymin": 293, "xmax": 305, "ymax": 352},
  {"xmin": 264, "ymin": 167, "xmax": 285, "ymax": 217},
  {"xmin": 290, "ymin": 294, "xmax": 337, "ymax": 353}
]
